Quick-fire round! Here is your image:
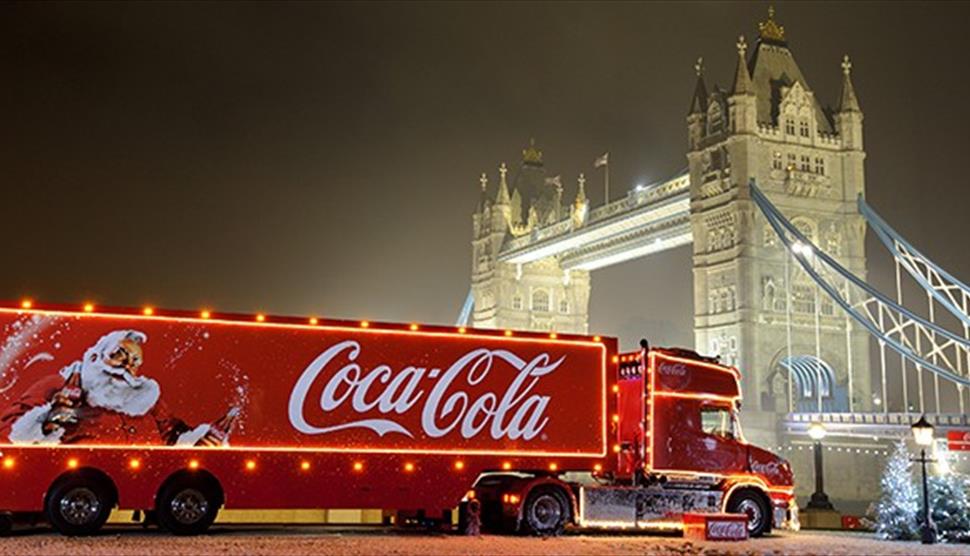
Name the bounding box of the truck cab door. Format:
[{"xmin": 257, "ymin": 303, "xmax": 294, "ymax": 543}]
[{"xmin": 695, "ymin": 403, "xmax": 747, "ymax": 474}]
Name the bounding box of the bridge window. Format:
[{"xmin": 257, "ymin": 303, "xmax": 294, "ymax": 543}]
[
  {"xmin": 791, "ymin": 284, "xmax": 816, "ymax": 314},
  {"xmin": 800, "ymin": 155, "xmax": 811, "ymax": 172},
  {"xmin": 708, "ymin": 103, "xmax": 724, "ymax": 134},
  {"xmin": 785, "ymin": 118, "xmax": 795, "ymax": 135},
  {"xmin": 559, "ymin": 299, "xmax": 569, "ymax": 314},
  {"xmin": 512, "ymin": 294, "xmax": 524, "ymax": 311},
  {"xmin": 531, "ymin": 290, "xmax": 550, "ymax": 313},
  {"xmin": 815, "ymin": 157, "xmax": 826, "ymax": 175},
  {"xmin": 799, "ymin": 120, "xmax": 810, "ymax": 137},
  {"xmin": 787, "ymin": 153, "xmax": 797, "ymax": 170},
  {"xmin": 772, "ymin": 151, "xmax": 783, "ymax": 170}
]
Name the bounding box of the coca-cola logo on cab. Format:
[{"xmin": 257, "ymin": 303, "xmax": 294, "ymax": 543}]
[
  {"xmin": 287, "ymin": 341, "xmax": 564, "ymax": 441},
  {"xmin": 658, "ymin": 361, "xmax": 690, "ymax": 390}
]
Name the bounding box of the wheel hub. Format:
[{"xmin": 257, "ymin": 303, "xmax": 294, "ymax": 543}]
[
  {"xmin": 737, "ymin": 498, "xmax": 764, "ymax": 532},
  {"xmin": 530, "ymin": 494, "xmax": 562, "ymax": 530},
  {"xmin": 59, "ymin": 487, "xmax": 101, "ymax": 526},
  {"xmin": 170, "ymin": 488, "xmax": 209, "ymax": 525}
]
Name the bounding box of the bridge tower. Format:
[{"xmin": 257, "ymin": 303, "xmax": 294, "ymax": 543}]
[
  {"xmin": 688, "ymin": 9, "xmax": 871, "ymax": 444},
  {"xmin": 470, "ymin": 141, "xmax": 591, "ymax": 334}
]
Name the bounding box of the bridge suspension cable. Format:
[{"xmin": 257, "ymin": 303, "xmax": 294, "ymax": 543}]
[{"xmin": 751, "ymin": 183, "xmax": 970, "ymax": 418}]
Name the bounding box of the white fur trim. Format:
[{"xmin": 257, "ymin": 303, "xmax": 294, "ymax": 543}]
[{"xmin": 8, "ymin": 403, "xmax": 64, "ymax": 445}]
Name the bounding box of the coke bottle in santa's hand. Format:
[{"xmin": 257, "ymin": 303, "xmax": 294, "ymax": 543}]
[
  {"xmin": 43, "ymin": 370, "xmax": 84, "ymax": 435},
  {"xmin": 195, "ymin": 406, "xmax": 240, "ymax": 447}
]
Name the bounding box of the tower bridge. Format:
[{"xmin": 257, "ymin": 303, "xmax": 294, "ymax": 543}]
[{"xmin": 463, "ymin": 9, "xmax": 968, "ymax": 505}]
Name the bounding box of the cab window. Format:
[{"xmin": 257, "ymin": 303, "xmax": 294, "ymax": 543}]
[{"xmin": 700, "ymin": 406, "xmax": 735, "ymax": 439}]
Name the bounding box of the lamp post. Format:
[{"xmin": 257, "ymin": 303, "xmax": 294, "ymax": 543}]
[
  {"xmin": 911, "ymin": 415, "xmax": 937, "ymax": 545},
  {"xmin": 806, "ymin": 422, "xmax": 834, "ymax": 510}
]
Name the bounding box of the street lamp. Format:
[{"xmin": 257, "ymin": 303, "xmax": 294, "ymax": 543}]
[
  {"xmin": 806, "ymin": 422, "xmax": 834, "ymax": 510},
  {"xmin": 911, "ymin": 415, "xmax": 937, "ymax": 545}
]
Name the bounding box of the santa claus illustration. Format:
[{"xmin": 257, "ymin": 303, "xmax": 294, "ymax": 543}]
[{"xmin": 0, "ymin": 329, "xmax": 237, "ymax": 446}]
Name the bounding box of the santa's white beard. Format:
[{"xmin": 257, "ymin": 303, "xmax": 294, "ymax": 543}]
[{"xmin": 78, "ymin": 361, "xmax": 160, "ymax": 416}]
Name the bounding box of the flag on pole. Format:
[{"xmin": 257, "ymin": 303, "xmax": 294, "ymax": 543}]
[{"xmin": 594, "ymin": 152, "xmax": 609, "ymax": 168}]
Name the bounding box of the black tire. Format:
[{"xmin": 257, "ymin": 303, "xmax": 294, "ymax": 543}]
[
  {"xmin": 727, "ymin": 489, "xmax": 771, "ymax": 537},
  {"xmin": 45, "ymin": 474, "xmax": 113, "ymax": 536},
  {"xmin": 155, "ymin": 478, "xmax": 220, "ymax": 535},
  {"xmin": 521, "ymin": 487, "xmax": 570, "ymax": 536}
]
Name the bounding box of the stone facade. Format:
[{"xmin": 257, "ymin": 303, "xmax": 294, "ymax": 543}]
[
  {"xmin": 471, "ymin": 143, "xmax": 591, "ymax": 334},
  {"xmin": 687, "ymin": 16, "xmax": 870, "ymax": 446}
]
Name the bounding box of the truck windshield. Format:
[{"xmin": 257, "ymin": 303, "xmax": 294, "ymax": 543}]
[{"xmin": 700, "ymin": 406, "xmax": 735, "ymax": 439}]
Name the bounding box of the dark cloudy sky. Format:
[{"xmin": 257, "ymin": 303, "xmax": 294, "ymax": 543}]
[{"xmin": 2, "ymin": 1, "xmax": 968, "ymax": 349}]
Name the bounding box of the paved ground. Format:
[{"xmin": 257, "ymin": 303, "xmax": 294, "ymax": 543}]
[{"xmin": 1, "ymin": 527, "xmax": 967, "ymax": 556}]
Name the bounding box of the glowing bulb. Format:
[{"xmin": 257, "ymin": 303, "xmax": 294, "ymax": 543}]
[
  {"xmin": 409, "ymin": 324, "xmax": 419, "ymax": 331},
  {"xmin": 129, "ymin": 459, "xmax": 141, "ymax": 470},
  {"xmin": 504, "ymin": 330, "xmax": 513, "ymax": 337},
  {"xmin": 612, "ymin": 414, "xmax": 620, "ymax": 423},
  {"xmin": 612, "ymin": 355, "xmax": 619, "ymax": 363},
  {"xmin": 142, "ymin": 307, "xmax": 154, "ymax": 316},
  {"xmin": 613, "ymin": 444, "xmax": 621, "ymax": 453},
  {"xmin": 67, "ymin": 458, "xmax": 79, "ymax": 469},
  {"xmin": 188, "ymin": 459, "xmax": 200, "ymax": 470},
  {"xmin": 454, "ymin": 461, "xmax": 465, "ymax": 470},
  {"xmin": 612, "ymin": 384, "xmax": 620, "ymax": 394},
  {"xmin": 360, "ymin": 321, "xmax": 370, "ymax": 328},
  {"xmin": 593, "ymin": 336, "xmax": 601, "ymax": 342},
  {"xmin": 2, "ymin": 457, "xmax": 14, "ymax": 469},
  {"xmin": 549, "ymin": 332, "xmax": 558, "ymax": 339},
  {"xmin": 353, "ymin": 462, "xmax": 364, "ymax": 472},
  {"xmin": 404, "ymin": 462, "xmax": 415, "ymax": 472},
  {"xmin": 458, "ymin": 327, "xmax": 467, "ymax": 334},
  {"xmin": 300, "ymin": 461, "xmax": 311, "ymax": 471},
  {"xmin": 593, "ymin": 463, "xmax": 602, "ymax": 472},
  {"xmin": 309, "ymin": 318, "xmax": 319, "ymax": 325},
  {"xmin": 83, "ymin": 304, "xmax": 94, "ymax": 313},
  {"xmin": 255, "ymin": 314, "xmax": 266, "ymax": 322},
  {"xmin": 501, "ymin": 462, "xmax": 512, "ymax": 471},
  {"xmin": 245, "ymin": 460, "xmax": 256, "ymax": 471},
  {"xmin": 548, "ymin": 463, "xmax": 558, "ymax": 471},
  {"xmin": 20, "ymin": 299, "xmax": 32, "ymax": 309},
  {"xmin": 200, "ymin": 310, "xmax": 211, "ymax": 319}
]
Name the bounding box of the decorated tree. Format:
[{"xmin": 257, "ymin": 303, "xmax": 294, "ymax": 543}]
[
  {"xmin": 873, "ymin": 440, "xmax": 919, "ymax": 540},
  {"xmin": 920, "ymin": 472, "xmax": 970, "ymax": 543}
]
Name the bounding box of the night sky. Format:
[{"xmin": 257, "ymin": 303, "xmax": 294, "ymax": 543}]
[{"xmin": 2, "ymin": 1, "xmax": 968, "ymax": 350}]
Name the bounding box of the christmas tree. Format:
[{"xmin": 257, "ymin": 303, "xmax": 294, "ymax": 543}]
[
  {"xmin": 921, "ymin": 471, "xmax": 970, "ymax": 543},
  {"xmin": 873, "ymin": 440, "xmax": 919, "ymax": 540}
]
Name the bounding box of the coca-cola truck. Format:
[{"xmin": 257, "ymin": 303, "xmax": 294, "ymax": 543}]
[{"xmin": 0, "ymin": 301, "xmax": 796, "ymax": 537}]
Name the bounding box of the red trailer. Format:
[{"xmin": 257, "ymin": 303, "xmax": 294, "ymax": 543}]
[{"xmin": 0, "ymin": 301, "xmax": 795, "ymax": 537}]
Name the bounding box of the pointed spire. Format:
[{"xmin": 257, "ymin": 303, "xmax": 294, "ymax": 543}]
[
  {"xmin": 478, "ymin": 172, "xmax": 489, "ymax": 211},
  {"xmin": 575, "ymin": 173, "xmax": 587, "ymax": 203},
  {"xmin": 731, "ymin": 36, "xmax": 754, "ymax": 96},
  {"xmin": 688, "ymin": 57, "xmax": 708, "ymax": 115},
  {"xmin": 494, "ymin": 162, "xmax": 511, "ymax": 205},
  {"xmin": 838, "ymin": 55, "xmax": 861, "ymax": 112}
]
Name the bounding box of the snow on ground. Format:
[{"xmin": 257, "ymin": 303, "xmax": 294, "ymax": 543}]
[{"xmin": 0, "ymin": 527, "xmax": 966, "ymax": 556}]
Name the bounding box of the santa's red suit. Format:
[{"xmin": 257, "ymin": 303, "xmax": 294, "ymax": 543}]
[{"xmin": 0, "ymin": 330, "xmax": 222, "ymax": 446}]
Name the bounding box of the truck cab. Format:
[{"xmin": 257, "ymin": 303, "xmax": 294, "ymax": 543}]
[{"xmin": 609, "ymin": 343, "xmax": 797, "ymax": 536}]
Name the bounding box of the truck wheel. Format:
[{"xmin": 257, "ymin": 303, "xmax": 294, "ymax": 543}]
[
  {"xmin": 156, "ymin": 479, "xmax": 220, "ymax": 535},
  {"xmin": 727, "ymin": 490, "xmax": 770, "ymax": 537},
  {"xmin": 522, "ymin": 487, "xmax": 570, "ymax": 536},
  {"xmin": 45, "ymin": 475, "xmax": 113, "ymax": 536}
]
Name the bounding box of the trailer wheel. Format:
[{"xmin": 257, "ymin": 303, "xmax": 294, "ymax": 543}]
[
  {"xmin": 727, "ymin": 489, "xmax": 771, "ymax": 537},
  {"xmin": 522, "ymin": 486, "xmax": 570, "ymax": 536},
  {"xmin": 45, "ymin": 473, "xmax": 114, "ymax": 536},
  {"xmin": 155, "ymin": 475, "xmax": 221, "ymax": 535}
]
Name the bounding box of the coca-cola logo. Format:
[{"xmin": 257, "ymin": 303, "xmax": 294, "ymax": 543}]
[
  {"xmin": 658, "ymin": 361, "xmax": 690, "ymax": 390},
  {"xmin": 707, "ymin": 520, "xmax": 747, "ymax": 539},
  {"xmin": 659, "ymin": 362, "xmax": 687, "ymax": 376},
  {"xmin": 287, "ymin": 340, "xmax": 564, "ymax": 440}
]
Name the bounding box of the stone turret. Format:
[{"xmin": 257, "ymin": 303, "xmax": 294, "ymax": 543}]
[
  {"xmin": 835, "ymin": 55, "xmax": 864, "ymax": 151},
  {"xmin": 687, "ymin": 57, "xmax": 708, "ymax": 151},
  {"xmin": 728, "ymin": 35, "xmax": 757, "ymax": 135}
]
